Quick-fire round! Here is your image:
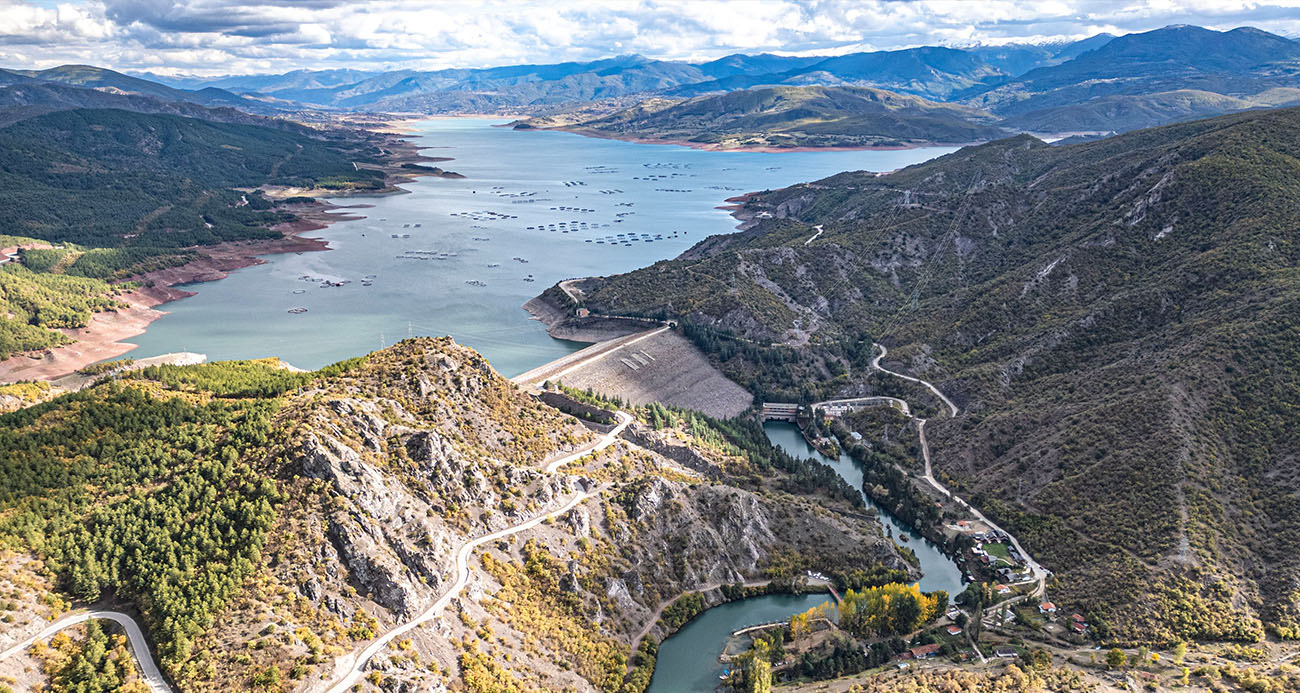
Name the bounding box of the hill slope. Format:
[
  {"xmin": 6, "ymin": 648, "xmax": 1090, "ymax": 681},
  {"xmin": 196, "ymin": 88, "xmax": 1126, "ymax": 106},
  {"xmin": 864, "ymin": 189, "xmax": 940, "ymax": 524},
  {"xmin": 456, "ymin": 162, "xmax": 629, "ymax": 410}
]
[
  {"xmin": 0, "ymin": 108, "xmax": 383, "ymax": 248},
  {"xmin": 0, "ymin": 338, "xmax": 907, "ymax": 691},
  {"xmin": 519, "ymin": 85, "xmax": 1006, "ymax": 149},
  {"xmin": 569, "ymin": 107, "xmax": 1300, "ymax": 642},
  {"xmin": 1, "ymin": 65, "xmax": 281, "ymax": 114}
]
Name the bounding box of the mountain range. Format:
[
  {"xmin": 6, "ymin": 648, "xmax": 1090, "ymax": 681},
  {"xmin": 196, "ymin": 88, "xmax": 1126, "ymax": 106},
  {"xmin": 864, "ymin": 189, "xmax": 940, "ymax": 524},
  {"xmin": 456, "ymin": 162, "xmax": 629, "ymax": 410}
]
[
  {"xmin": 120, "ymin": 25, "xmax": 1300, "ymax": 137},
  {"xmin": 1, "ymin": 24, "xmax": 1296, "ymax": 141}
]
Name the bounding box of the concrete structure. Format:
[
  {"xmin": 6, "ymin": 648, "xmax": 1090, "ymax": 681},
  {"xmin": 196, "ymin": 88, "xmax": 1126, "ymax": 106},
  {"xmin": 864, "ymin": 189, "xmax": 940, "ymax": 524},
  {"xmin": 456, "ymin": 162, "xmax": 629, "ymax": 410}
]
[{"xmin": 761, "ymin": 402, "xmax": 800, "ymax": 422}]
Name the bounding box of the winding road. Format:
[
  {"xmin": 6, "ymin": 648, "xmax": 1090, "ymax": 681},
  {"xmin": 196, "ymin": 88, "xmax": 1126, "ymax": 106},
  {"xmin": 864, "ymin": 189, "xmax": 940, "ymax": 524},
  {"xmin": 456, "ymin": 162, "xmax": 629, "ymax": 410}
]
[
  {"xmin": 317, "ymin": 408, "xmax": 632, "ymax": 692},
  {"xmin": 2, "ymin": 408, "xmax": 633, "ymax": 693},
  {"xmin": 0, "ymin": 610, "xmax": 171, "ymax": 693},
  {"xmin": 869, "ymin": 344, "xmax": 1047, "ymax": 600},
  {"xmin": 319, "ymin": 487, "xmax": 602, "ymax": 693}
]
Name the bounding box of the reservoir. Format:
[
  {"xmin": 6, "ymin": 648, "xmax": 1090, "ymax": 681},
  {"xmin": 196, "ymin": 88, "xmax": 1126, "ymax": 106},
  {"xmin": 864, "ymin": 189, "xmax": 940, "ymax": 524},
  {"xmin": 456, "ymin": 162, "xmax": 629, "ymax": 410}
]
[
  {"xmin": 119, "ymin": 118, "xmax": 961, "ymax": 690},
  {"xmin": 645, "ymin": 422, "xmax": 965, "ymax": 692},
  {"xmin": 122, "ymin": 118, "xmax": 954, "ymax": 377}
]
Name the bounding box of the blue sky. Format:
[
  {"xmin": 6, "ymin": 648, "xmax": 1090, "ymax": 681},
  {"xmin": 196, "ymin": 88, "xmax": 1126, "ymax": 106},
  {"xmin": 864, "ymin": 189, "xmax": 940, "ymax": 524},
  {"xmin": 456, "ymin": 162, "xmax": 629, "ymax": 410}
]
[{"xmin": 2, "ymin": 0, "xmax": 1299, "ymax": 76}]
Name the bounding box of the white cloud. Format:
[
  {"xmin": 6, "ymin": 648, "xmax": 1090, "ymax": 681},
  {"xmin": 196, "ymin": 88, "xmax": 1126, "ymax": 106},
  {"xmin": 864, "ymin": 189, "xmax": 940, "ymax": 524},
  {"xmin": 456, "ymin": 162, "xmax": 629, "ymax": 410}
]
[{"xmin": 0, "ymin": 0, "xmax": 1297, "ymax": 76}]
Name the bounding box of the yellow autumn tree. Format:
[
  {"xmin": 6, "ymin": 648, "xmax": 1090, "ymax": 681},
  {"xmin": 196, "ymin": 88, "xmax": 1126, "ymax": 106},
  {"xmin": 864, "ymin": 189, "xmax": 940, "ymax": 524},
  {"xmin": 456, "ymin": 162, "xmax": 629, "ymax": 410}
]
[{"xmin": 838, "ymin": 583, "xmax": 944, "ymax": 638}]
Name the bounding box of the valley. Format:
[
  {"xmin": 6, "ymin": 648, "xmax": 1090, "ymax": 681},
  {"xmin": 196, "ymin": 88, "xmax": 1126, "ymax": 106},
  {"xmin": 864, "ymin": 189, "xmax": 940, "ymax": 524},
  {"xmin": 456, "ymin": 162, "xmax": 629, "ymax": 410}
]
[{"xmin": 3, "ymin": 13, "xmax": 1300, "ymax": 693}]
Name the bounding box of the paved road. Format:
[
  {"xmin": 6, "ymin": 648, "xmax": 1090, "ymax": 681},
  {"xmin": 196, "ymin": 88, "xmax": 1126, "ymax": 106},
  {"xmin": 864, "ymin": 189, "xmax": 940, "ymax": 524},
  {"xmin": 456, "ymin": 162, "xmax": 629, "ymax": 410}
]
[
  {"xmin": 546, "ymin": 411, "xmax": 632, "ymax": 473},
  {"xmin": 870, "ymin": 344, "xmax": 1047, "ymax": 599},
  {"xmin": 3, "ymin": 406, "xmax": 633, "ymax": 693},
  {"xmin": 811, "ymin": 395, "xmax": 911, "ymax": 417},
  {"xmin": 320, "ymin": 487, "xmax": 601, "ymax": 693},
  {"xmin": 318, "ymin": 409, "xmax": 633, "ymax": 692},
  {"xmin": 0, "ymin": 610, "xmax": 171, "ymax": 693},
  {"xmin": 803, "ymin": 224, "xmax": 825, "ymax": 246},
  {"xmin": 870, "ymin": 344, "xmax": 958, "ymax": 418}
]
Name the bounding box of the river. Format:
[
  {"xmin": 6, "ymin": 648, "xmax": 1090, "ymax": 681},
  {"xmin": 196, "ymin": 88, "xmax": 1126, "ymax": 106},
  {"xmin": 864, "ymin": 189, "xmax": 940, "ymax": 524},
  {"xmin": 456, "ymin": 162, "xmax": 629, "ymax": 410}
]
[
  {"xmin": 121, "ymin": 118, "xmax": 953, "ymax": 377},
  {"xmin": 645, "ymin": 422, "xmax": 966, "ymax": 692}
]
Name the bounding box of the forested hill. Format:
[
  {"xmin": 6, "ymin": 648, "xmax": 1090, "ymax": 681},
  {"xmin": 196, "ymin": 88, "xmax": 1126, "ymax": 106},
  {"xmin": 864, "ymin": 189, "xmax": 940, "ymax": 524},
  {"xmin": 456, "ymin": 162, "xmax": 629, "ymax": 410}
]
[
  {"xmin": 517, "ymin": 85, "xmax": 1007, "ymax": 149},
  {"xmin": 0, "ymin": 108, "xmax": 383, "ymax": 248},
  {"xmin": 572, "ymin": 106, "xmax": 1300, "ymax": 642},
  {"xmin": 0, "ymin": 338, "xmax": 907, "ymax": 691}
]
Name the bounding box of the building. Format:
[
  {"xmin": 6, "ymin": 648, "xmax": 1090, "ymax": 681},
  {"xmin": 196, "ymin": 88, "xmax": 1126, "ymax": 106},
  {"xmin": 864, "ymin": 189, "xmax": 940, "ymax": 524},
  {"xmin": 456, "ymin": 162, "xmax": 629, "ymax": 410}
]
[
  {"xmin": 909, "ymin": 644, "xmax": 942, "ymax": 659},
  {"xmin": 1039, "ymin": 601, "xmax": 1057, "ymax": 614},
  {"xmin": 994, "ymin": 646, "xmax": 1019, "ymax": 659},
  {"xmin": 946, "ymin": 625, "xmax": 963, "ymax": 636},
  {"xmin": 995, "ymin": 584, "xmax": 1011, "ymax": 595}
]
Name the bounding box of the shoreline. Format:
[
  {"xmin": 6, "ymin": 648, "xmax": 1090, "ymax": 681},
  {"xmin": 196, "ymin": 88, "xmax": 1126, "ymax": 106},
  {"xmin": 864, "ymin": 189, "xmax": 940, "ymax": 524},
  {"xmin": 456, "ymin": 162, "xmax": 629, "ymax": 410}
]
[
  {"xmin": 513, "ymin": 123, "xmax": 970, "ymax": 153},
  {"xmin": 0, "ymin": 202, "xmax": 361, "ymax": 384},
  {"xmin": 0, "ymin": 119, "xmax": 455, "ymax": 384}
]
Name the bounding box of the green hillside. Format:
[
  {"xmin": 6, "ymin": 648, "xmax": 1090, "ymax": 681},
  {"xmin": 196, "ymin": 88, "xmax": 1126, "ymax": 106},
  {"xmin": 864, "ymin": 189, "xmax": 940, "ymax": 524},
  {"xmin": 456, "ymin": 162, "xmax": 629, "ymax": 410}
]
[
  {"xmin": 574, "ymin": 106, "xmax": 1300, "ymax": 642},
  {"xmin": 0, "ymin": 108, "xmax": 383, "ymax": 248},
  {"xmin": 528, "ymin": 85, "xmax": 1006, "ymax": 148}
]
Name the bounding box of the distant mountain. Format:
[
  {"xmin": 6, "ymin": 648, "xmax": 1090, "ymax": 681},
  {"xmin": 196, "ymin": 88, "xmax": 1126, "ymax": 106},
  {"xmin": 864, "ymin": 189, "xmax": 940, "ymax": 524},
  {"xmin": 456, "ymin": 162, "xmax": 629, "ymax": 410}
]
[
  {"xmin": 668, "ymin": 46, "xmax": 1004, "ymax": 100},
  {"xmin": 967, "ymin": 25, "xmax": 1300, "ymax": 116},
  {"xmin": 0, "ymin": 79, "xmax": 302, "ymax": 129},
  {"xmin": 521, "ymin": 85, "xmax": 1005, "ymax": 149},
  {"xmin": 966, "ymin": 34, "xmax": 1115, "ymax": 76},
  {"xmin": 1, "ymin": 65, "xmax": 284, "ymax": 114},
  {"xmin": 1003, "ymin": 87, "xmax": 1300, "ymax": 133},
  {"xmin": 695, "ymin": 53, "xmax": 825, "ymax": 79},
  {"xmin": 27, "ymin": 24, "xmax": 1291, "ymax": 136}
]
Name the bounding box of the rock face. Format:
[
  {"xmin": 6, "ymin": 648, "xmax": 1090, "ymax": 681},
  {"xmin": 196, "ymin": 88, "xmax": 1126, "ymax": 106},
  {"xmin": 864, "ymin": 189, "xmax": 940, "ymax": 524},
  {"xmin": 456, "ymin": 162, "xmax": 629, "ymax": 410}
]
[
  {"xmin": 131, "ymin": 337, "xmax": 909, "ymax": 693},
  {"xmin": 291, "ymin": 382, "xmax": 580, "ymax": 619}
]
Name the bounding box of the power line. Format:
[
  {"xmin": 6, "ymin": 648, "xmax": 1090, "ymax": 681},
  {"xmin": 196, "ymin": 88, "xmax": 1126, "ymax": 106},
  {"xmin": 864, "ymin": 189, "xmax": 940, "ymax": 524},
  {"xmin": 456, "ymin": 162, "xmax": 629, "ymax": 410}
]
[{"xmin": 876, "ymin": 170, "xmax": 982, "ymax": 344}]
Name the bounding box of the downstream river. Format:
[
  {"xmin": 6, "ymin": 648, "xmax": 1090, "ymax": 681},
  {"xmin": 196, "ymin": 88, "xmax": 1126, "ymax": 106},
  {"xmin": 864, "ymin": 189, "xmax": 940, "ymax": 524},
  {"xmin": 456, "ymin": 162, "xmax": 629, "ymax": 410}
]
[
  {"xmin": 646, "ymin": 422, "xmax": 965, "ymax": 692},
  {"xmin": 123, "ymin": 118, "xmax": 953, "ymax": 377},
  {"xmin": 122, "ymin": 118, "xmax": 962, "ymax": 691}
]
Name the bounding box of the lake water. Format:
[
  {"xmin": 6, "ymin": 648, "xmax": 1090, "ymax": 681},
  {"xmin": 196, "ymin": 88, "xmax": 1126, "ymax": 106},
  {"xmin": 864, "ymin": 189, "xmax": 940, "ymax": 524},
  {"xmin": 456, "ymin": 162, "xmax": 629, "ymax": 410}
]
[
  {"xmin": 119, "ymin": 118, "xmax": 959, "ymax": 691},
  {"xmin": 122, "ymin": 118, "xmax": 954, "ymax": 377},
  {"xmin": 645, "ymin": 422, "xmax": 965, "ymax": 692}
]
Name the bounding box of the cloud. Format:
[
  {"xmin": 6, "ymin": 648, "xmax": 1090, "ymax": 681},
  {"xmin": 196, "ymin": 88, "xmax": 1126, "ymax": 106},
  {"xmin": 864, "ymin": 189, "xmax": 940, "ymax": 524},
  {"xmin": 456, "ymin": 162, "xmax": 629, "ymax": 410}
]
[{"xmin": 0, "ymin": 0, "xmax": 1298, "ymax": 76}]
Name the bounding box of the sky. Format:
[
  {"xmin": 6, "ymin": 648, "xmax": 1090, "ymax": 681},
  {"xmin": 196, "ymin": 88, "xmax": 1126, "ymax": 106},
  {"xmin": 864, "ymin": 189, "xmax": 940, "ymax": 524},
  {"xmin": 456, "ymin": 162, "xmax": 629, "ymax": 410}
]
[{"xmin": 2, "ymin": 0, "xmax": 1299, "ymax": 77}]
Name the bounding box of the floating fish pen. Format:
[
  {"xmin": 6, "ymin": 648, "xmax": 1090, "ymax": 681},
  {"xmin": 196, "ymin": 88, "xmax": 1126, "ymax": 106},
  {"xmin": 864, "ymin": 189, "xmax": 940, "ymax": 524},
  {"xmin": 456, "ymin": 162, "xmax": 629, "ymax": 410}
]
[{"xmin": 449, "ymin": 211, "xmax": 518, "ymax": 221}]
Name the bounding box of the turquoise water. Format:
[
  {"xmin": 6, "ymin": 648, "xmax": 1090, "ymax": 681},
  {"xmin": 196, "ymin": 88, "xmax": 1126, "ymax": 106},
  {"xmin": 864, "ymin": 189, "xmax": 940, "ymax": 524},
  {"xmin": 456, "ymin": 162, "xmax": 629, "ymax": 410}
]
[
  {"xmin": 117, "ymin": 118, "xmax": 959, "ymax": 690},
  {"xmin": 122, "ymin": 118, "xmax": 954, "ymax": 377},
  {"xmin": 762, "ymin": 422, "xmax": 965, "ymax": 597},
  {"xmin": 648, "ymin": 593, "xmax": 835, "ymax": 693},
  {"xmin": 645, "ymin": 423, "xmax": 965, "ymax": 692}
]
